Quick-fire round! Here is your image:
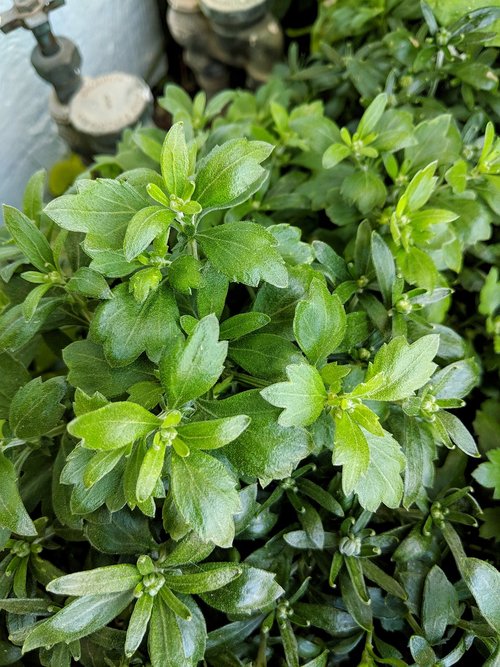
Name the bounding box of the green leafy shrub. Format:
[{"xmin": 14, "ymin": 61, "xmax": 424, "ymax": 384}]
[{"xmin": 0, "ymin": 1, "xmax": 498, "ymax": 665}]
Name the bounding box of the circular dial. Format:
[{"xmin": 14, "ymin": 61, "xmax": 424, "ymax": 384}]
[{"xmin": 69, "ymin": 72, "xmax": 152, "ymax": 137}]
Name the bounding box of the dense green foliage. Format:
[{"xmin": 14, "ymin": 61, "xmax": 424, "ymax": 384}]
[{"xmin": 0, "ymin": 1, "xmax": 499, "ymax": 665}]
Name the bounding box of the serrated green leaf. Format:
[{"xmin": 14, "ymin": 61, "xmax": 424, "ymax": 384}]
[
  {"xmin": 9, "ymin": 376, "xmax": 66, "ymax": 439},
  {"xmin": 353, "ymin": 429, "xmax": 405, "ymax": 512},
  {"xmin": 44, "ymin": 179, "xmax": 149, "ymax": 251},
  {"xmin": 194, "ymin": 139, "xmax": 273, "ymax": 212},
  {"xmin": 293, "ymin": 277, "xmax": 346, "ymax": 365},
  {"xmin": 364, "ymin": 335, "xmax": 440, "ymax": 401},
  {"xmin": 332, "ymin": 411, "xmax": 370, "ymax": 495},
  {"xmin": 160, "ymin": 314, "xmax": 227, "ymax": 408},
  {"xmin": 260, "ymin": 364, "xmax": 326, "ymax": 427},
  {"xmin": 473, "ymin": 450, "xmax": 500, "ymax": 498},
  {"xmin": 196, "ymin": 221, "xmax": 288, "ymax": 288},
  {"xmin": 197, "ymin": 390, "xmax": 312, "ymax": 482},
  {"xmin": 91, "ymin": 283, "xmax": 180, "ymax": 367},
  {"xmin": 170, "ymin": 448, "xmax": 240, "ymax": 547}
]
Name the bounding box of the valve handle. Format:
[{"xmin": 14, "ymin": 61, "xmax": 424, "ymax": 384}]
[{"xmin": 0, "ymin": 0, "xmax": 64, "ymax": 55}]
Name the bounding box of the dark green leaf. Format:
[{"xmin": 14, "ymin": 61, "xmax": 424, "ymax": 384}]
[
  {"xmin": 9, "ymin": 376, "xmax": 66, "ymax": 439},
  {"xmin": 91, "ymin": 283, "xmax": 180, "ymax": 366},
  {"xmin": 160, "ymin": 314, "xmax": 227, "ymax": 408},
  {"xmin": 170, "ymin": 448, "xmax": 240, "ymax": 547},
  {"xmin": 0, "ymin": 452, "xmax": 37, "ymax": 536},
  {"xmin": 196, "ymin": 221, "xmax": 288, "ymax": 288},
  {"xmin": 3, "ymin": 205, "xmax": 54, "ymax": 272}
]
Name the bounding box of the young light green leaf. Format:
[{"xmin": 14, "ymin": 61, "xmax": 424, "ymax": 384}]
[
  {"xmin": 196, "ymin": 221, "xmax": 288, "ymax": 288},
  {"xmin": 322, "ymin": 143, "xmax": 351, "ymax": 169},
  {"xmin": 136, "ymin": 438, "xmax": 167, "ymax": 503},
  {"xmin": 22, "ymin": 169, "xmax": 46, "ymax": 225},
  {"xmin": 364, "ymin": 335, "xmax": 440, "ymax": 401},
  {"xmin": 353, "ymin": 429, "xmax": 405, "ymax": 512},
  {"xmin": 3, "ymin": 204, "xmax": 54, "ymax": 273},
  {"xmin": 22, "ymin": 283, "xmax": 52, "ymax": 322},
  {"xmin": 404, "ymin": 162, "xmax": 438, "ymax": 212},
  {"xmin": 293, "ymin": 278, "xmax": 346, "ymax": 364},
  {"xmin": 332, "ymin": 411, "xmax": 370, "ymax": 495},
  {"xmin": 161, "ymin": 122, "xmax": 191, "ymax": 198},
  {"xmin": 170, "ymin": 448, "xmax": 240, "ymax": 547},
  {"xmin": 0, "ymin": 452, "xmax": 37, "ymax": 536},
  {"xmin": 159, "ymin": 314, "xmax": 227, "ymax": 408},
  {"xmin": 83, "ymin": 448, "xmax": 125, "ymax": 488},
  {"xmin": 357, "ymin": 93, "xmax": 388, "ymax": 138},
  {"xmin": 124, "ymin": 206, "xmax": 174, "ymax": 261},
  {"xmin": 371, "ymin": 231, "xmax": 396, "ymax": 305},
  {"xmin": 68, "ymin": 402, "xmax": 161, "ymax": 450},
  {"xmin": 260, "ymin": 364, "xmax": 326, "ymax": 427},
  {"xmin": 47, "ymin": 564, "xmax": 140, "ymax": 596},
  {"xmin": 176, "ymin": 415, "xmax": 251, "ymax": 450}
]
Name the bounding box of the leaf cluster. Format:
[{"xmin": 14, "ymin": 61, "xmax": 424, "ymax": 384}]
[{"xmin": 0, "ymin": 1, "xmax": 499, "ymax": 665}]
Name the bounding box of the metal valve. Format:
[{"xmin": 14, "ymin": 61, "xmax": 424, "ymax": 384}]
[
  {"xmin": 1, "ymin": 0, "xmax": 153, "ymax": 157},
  {"xmin": 0, "ymin": 0, "xmax": 82, "ymax": 104},
  {"xmin": 1, "ymin": 0, "xmax": 64, "ymax": 50},
  {"xmin": 167, "ymin": 0, "xmax": 283, "ymax": 94}
]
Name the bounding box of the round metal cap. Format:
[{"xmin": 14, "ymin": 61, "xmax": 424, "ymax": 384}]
[
  {"xmin": 68, "ymin": 72, "xmax": 152, "ymax": 137},
  {"xmin": 200, "ymin": 0, "xmax": 267, "ymax": 26}
]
